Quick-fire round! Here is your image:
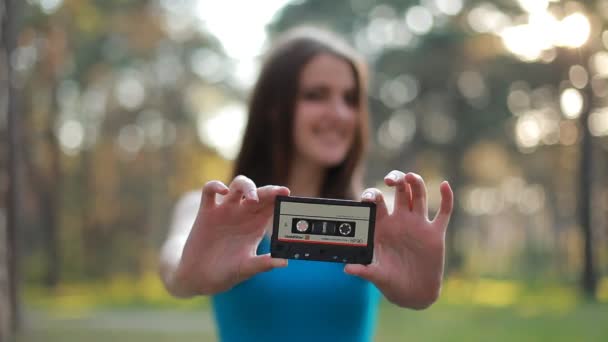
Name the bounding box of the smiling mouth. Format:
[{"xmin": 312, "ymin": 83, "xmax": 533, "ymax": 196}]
[
  {"xmin": 313, "ymin": 126, "xmax": 348, "ymax": 140},
  {"xmin": 318, "ymin": 132, "xmax": 347, "ymax": 146}
]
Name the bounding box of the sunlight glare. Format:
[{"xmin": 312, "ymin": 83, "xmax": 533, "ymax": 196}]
[
  {"xmin": 197, "ymin": 104, "xmax": 247, "ymax": 160},
  {"xmin": 500, "ymin": 24, "xmax": 544, "ymax": 62},
  {"xmin": 196, "ymin": 0, "xmax": 290, "ymax": 61},
  {"xmin": 517, "ymin": 0, "xmax": 549, "ymax": 14},
  {"xmin": 555, "ymin": 13, "xmax": 590, "ymax": 48}
]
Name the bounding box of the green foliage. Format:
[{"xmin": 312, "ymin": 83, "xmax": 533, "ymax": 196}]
[{"xmin": 17, "ymin": 276, "xmax": 608, "ymax": 341}]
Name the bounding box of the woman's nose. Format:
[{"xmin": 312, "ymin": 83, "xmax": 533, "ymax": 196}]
[{"xmin": 329, "ymin": 98, "xmax": 352, "ymax": 121}]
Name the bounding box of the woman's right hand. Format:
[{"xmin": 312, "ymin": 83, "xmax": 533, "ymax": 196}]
[{"xmin": 172, "ymin": 175, "xmax": 290, "ymax": 296}]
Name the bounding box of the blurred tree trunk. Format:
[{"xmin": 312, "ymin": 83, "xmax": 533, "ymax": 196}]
[
  {"xmin": 1, "ymin": 0, "xmax": 21, "ymax": 338},
  {"xmin": 20, "ymin": 33, "xmax": 63, "ymax": 288},
  {"xmin": 444, "ymin": 147, "xmax": 465, "ymax": 274},
  {"xmin": 40, "ymin": 83, "xmax": 61, "ymax": 288},
  {"xmin": 20, "ymin": 85, "xmax": 62, "ymax": 288},
  {"xmin": 579, "ymin": 76, "xmax": 597, "ymax": 300},
  {"xmin": 444, "ymin": 93, "xmax": 472, "ymax": 275}
]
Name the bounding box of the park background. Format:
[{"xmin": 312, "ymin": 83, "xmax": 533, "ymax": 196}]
[{"xmin": 1, "ymin": 0, "xmax": 608, "ymax": 340}]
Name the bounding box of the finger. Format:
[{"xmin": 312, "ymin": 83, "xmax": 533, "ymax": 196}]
[
  {"xmin": 256, "ymin": 185, "xmax": 290, "ymax": 204},
  {"xmin": 239, "ymin": 254, "xmax": 288, "ymax": 280},
  {"xmin": 201, "ymin": 180, "xmax": 229, "ymax": 209},
  {"xmin": 383, "ymin": 170, "xmax": 412, "ymax": 211},
  {"xmin": 246, "ymin": 185, "xmax": 290, "ymax": 213},
  {"xmin": 344, "ymin": 263, "xmax": 382, "ymax": 285},
  {"xmin": 360, "ymin": 188, "xmax": 389, "ymax": 219},
  {"xmin": 405, "ymin": 173, "xmax": 428, "ymax": 218},
  {"xmin": 432, "ymin": 181, "xmax": 454, "ymax": 232},
  {"xmin": 225, "ymin": 175, "xmax": 258, "ymax": 204}
]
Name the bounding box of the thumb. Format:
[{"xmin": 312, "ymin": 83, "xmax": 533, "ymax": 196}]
[
  {"xmin": 344, "ymin": 263, "xmax": 380, "ymax": 284},
  {"xmin": 239, "ymin": 254, "xmax": 288, "ymax": 280}
]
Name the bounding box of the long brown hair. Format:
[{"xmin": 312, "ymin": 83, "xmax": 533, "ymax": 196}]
[{"xmin": 232, "ymin": 27, "xmax": 370, "ymax": 200}]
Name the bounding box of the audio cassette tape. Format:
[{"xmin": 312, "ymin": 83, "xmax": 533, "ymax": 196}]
[{"xmin": 270, "ymin": 195, "xmax": 376, "ymax": 264}]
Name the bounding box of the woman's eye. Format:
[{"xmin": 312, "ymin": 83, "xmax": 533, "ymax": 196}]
[
  {"xmin": 344, "ymin": 91, "xmax": 358, "ymax": 107},
  {"xmin": 301, "ymin": 88, "xmax": 326, "ymax": 101}
]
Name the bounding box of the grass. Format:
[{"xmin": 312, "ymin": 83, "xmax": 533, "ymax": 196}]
[
  {"xmin": 376, "ymin": 301, "xmax": 608, "ymax": 341},
  {"xmin": 14, "ymin": 275, "xmax": 608, "ymax": 341}
]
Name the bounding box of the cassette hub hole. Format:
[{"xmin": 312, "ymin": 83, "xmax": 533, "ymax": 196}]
[
  {"xmin": 338, "ymin": 223, "xmax": 352, "ymax": 236},
  {"xmin": 296, "ymin": 220, "xmax": 309, "ymax": 233}
]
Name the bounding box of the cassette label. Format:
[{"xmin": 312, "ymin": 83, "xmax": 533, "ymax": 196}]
[{"xmin": 277, "ymin": 201, "xmax": 370, "ymax": 246}]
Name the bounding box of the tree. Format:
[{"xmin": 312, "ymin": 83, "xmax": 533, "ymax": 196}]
[{"xmin": 1, "ymin": 0, "xmax": 21, "ymax": 336}]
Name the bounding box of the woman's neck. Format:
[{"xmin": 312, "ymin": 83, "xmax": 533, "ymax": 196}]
[{"xmin": 287, "ymin": 156, "xmax": 325, "ymax": 198}]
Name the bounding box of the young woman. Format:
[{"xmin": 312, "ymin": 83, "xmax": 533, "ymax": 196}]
[{"xmin": 160, "ymin": 27, "xmax": 454, "ymax": 342}]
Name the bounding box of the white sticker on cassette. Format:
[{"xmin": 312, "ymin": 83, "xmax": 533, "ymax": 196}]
[{"xmin": 277, "ymin": 201, "xmax": 370, "ymax": 246}]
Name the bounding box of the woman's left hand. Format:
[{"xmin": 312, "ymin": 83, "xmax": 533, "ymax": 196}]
[{"xmin": 344, "ymin": 171, "xmax": 454, "ymax": 309}]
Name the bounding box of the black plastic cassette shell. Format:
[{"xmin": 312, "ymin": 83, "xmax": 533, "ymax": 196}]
[{"xmin": 271, "ymin": 195, "xmax": 376, "ymax": 265}]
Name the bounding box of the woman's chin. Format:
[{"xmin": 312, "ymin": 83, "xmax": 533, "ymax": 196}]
[{"xmin": 315, "ymin": 154, "xmax": 349, "ymax": 168}]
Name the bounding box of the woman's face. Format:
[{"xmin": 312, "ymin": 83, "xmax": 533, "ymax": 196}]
[{"xmin": 292, "ymin": 53, "xmax": 358, "ymax": 168}]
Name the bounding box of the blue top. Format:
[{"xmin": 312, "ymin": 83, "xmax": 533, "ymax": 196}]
[{"xmin": 211, "ymin": 237, "xmax": 381, "ymax": 342}]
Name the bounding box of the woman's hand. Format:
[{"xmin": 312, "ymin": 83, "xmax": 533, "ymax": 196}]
[
  {"xmin": 172, "ymin": 176, "xmax": 290, "ymax": 297},
  {"xmin": 345, "ymin": 171, "xmax": 454, "ymax": 309}
]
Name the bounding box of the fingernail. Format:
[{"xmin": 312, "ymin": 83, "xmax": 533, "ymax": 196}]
[
  {"xmin": 363, "ymin": 192, "xmax": 374, "ymax": 200},
  {"xmin": 247, "ymin": 190, "xmax": 258, "ymax": 201},
  {"xmin": 385, "ymin": 173, "xmax": 398, "ymax": 181},
  {"xmin": 273, "ymin": 259, "xmax": 288, "ymax": 267}
]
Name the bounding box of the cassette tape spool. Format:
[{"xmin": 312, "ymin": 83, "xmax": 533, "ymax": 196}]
[{"xmin": 270, "ymin": 195, "xmax": 376, "ymax": 264}]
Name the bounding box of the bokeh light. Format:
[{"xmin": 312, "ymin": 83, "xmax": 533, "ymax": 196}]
[
  {"xmin": 517, "ymin": 0, "xmax": 549, "ymax": 14},
  {"xmin": 136, "ymin": 110, "xmax": 177, "ymax": 148},
  {"xmin": 56, "ymin": 119, "xmax": 84, "ymax": 156},
  {"xmin": 591, "ymin": 51, "xmax": 608, "ymax": 77},
  {"xmin": 116, "ymin": 124, "xmax": 145, "ymax": 158},
  {"xmin": 560, "ymin": 88, "xmax": 584, "ymax": 119},
  {"xmin": 27, "ymin": 0, "xmax": 63, "ymax": 14},
  {"xmin": 592, "ymin": 75, "xmax": 608, "ymax": 97},
  {"xmin": 588, "ymin": 108, "xmax": 608, "ymax": 136},
  {"xmin": 405, "ymin": 6, "xmax": 434, "ymax": 35},
  {"xmin": 467, "ymin": 3, "xmax": 511, "ymax": 34},
  {"xmin": 377, "ymin": 110, "xmax": 416, "ymax": 151},
  {"xmin": 515, "ymin": 113, "xmax": 542, "ymax": 151},
  {"xmin": 115, "ymin": 70, "xmax": 146, "ymax": 111},
  {"xmin": 379, "ymin": 74, "xmax": 419, "ymax": 108},
  {"xmin": 197, "ymin": 104, "xmax": 246, "ymax": 160},
  {"xmin": 457, "ymin": 71, "xmax": 487, "ymax": 100},
  {"xmin": 434, "ymin": 0, "xmax": 462, "ymax": 16},
  {"xmin": 569, "ymin": 65, "xmax": 589, "ymax": 89},
  {"xmin": 190, "ymin": 48, "xmax": 227, "ymax": 84},
  {"xmin": 421, "ymin": 110, "xmax": 457, "ymax": 144},
  {"xmin": 500, "ymin": 9, "xmax": 591, "ymax": 62},
  {"xmin": 555, "ymin": 13, "xmax": 590, "ymax": 48},
  {"xmin": 507, "ymin": 82, "xmax": 532, "ymax": 115}
]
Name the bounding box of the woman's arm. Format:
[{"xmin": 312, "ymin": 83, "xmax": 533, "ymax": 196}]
[{"xmin": 159, "ymin": 191, "xmax": 201, "ymax": 297}]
